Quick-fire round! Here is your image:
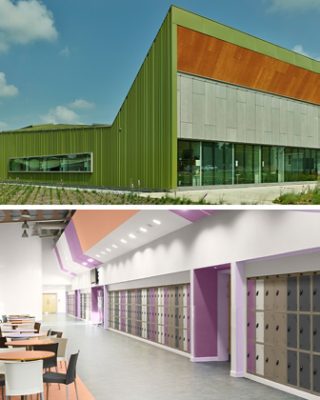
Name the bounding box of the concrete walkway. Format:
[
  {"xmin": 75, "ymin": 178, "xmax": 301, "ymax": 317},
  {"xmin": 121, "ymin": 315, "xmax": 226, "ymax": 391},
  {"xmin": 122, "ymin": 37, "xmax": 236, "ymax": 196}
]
[{"xmin": 141, "ymin": 182, "xmax": 318, "ymax": 205}]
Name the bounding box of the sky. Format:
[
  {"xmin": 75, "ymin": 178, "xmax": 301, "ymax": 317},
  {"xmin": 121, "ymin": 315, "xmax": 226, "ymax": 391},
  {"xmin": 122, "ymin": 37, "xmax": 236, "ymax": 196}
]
[{"xmin": 1, "ymin": 0, "xmax": 320, "ymax": 131}]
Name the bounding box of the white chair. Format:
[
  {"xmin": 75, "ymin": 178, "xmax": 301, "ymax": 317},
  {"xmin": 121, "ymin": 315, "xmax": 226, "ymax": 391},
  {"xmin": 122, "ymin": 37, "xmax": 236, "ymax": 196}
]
[
  {"xmin": 4, "ymin": 360, "xmax": 44, "ymax": 399},
  {"xmin": 0, "ymin": 349, "xmax": 15, "ymax": 374},
  {"xmin": 52, "ymin": 338, "xmax": 68, "ymax": 369}
]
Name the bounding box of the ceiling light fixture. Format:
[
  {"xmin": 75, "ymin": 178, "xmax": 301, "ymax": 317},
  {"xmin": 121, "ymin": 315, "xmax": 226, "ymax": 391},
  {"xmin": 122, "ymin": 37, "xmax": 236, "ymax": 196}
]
[
  {"xmin": 112, "ymin": 244, "xmax": 118, "ymax": 249},
  {"xmin": 96, "ymin": 254, "xmax": 101, "ymax": 258},
  {"xmin": 101, "ymin": 251, "xmax": 106, "ymax": 255},
  {"xmin": 120, "ymin": 239, "xmax": 127, "ymax": 244},
  {"xmin": 139, "ymin": 227, "xmax": 147, "ymax": 233},
  {"xmin": 22, "ymin": 229, "xmax": 28, "ymax": 238},
  {"xmin": 88, "ymin": 258, "xmax": 94, "ymax": 263},
  {"xmin": 82, "ymin": 262, "xmax": 88, "ymax": 266},
  {"xmin": 129, "ymin": 233, "xmax": 136, "ymax": 239},
  {"xmin": 152, "ymin": 219, "xmax": 161, "ymax": 225},
  {"xmin": 106, "ymin": 248, "xmax": 111, "ymax": 253}
]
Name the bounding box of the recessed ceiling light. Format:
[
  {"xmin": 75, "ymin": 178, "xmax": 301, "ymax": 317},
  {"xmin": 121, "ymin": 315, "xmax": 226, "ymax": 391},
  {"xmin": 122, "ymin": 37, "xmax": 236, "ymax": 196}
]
[
  {"xmin": 82, "ymin": 262, "xmax": 88, "ymax": 266},
  {"xmin": 112, "ymin": 244, "xmax": 118, "ymax": 249},
  {"xmin": 95, "ymin": 254, "xmax": 101, "ymax": 258},
  {"xmin": 120, "ymin": 239, "xmax": 127, "ymax": 244},
  {"xmin": 88, "ymin": 258, "xmax": 94, "ymax": 263},
  {"xmin": 152, "ymin": 219, "xmax": 161, "ymax": 225},
  {"xmin": 129, "ymin": 233, "xmax": 136, "ymax": 239},
  {"xmin": 106, "ymin": 248, "xmax": 111, "ymax": 253},
  {"xmin": 139, "ymin": 227, "xmax": 147, "ymax": 233},
  {"xmin": 101, "ymin": 251, "xmax": 106, "ymax": 255}
]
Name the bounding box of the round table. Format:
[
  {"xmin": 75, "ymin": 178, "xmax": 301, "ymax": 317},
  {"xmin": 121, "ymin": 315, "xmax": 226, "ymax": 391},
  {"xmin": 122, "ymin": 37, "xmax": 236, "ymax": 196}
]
[
  {"xmin": 0, "ymin": 350, "xmax": 54, "ymax": 361},
  {"xmin": 5, "ymin": 339, "xmax": 54, "ymax": 350},
  {"xmin": 4, "ymin": 333, "xmax": 42, "ymax": 339}
]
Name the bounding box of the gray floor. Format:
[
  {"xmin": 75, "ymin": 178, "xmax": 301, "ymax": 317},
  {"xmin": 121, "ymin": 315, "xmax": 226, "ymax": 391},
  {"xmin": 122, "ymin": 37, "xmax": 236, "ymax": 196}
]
[{"xmin": 43, "ymin": 314, "xmax": 301, "ymax": 400}]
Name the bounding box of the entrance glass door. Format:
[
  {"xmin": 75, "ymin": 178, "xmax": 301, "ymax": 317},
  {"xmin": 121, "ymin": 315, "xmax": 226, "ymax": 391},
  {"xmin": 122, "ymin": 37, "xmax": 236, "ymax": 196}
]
[{"xmin": 178, "ymin": 141, "xmax": 201, "ymax": 186}]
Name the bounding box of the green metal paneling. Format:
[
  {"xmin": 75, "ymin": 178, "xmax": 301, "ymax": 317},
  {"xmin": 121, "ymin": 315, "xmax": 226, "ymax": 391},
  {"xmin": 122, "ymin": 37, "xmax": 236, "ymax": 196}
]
[
  {"xmin": 171, "ymin": 6, "xmax": 320, "ymax": 73},
  {"xmin": 1, "ymin": 11, "xmax": 174, "ymax": 190}
]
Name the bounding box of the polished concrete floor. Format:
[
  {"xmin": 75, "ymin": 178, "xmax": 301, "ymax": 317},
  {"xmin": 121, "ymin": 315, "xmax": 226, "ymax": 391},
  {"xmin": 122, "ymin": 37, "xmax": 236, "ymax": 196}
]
[{"xmin": 42, "ymin": 314, "xmax": 301, "ymax": 400}]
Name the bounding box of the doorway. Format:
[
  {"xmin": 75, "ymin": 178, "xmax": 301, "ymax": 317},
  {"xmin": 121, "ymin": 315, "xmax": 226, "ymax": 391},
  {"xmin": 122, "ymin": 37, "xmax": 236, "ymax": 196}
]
[{"xmin": 42, "ymin": 293, "xmax": 57, "ymax": 314}]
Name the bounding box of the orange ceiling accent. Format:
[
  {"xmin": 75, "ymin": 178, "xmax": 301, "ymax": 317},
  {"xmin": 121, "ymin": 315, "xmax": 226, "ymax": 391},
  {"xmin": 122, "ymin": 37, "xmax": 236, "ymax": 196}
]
[
  {"xmin": 72, "ymin": 210, "xmax": 138, "ymax": 252},
  {"xmin": 177, "ymin": 26, "xmax": 320, "ymax": 105}
]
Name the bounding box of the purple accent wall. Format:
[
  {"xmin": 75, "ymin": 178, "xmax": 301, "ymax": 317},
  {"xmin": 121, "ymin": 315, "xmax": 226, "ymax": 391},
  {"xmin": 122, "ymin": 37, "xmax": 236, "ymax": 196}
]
[
  {"xmin": 193, "ymin": 266, "xmax": 218, "ymax": 357},
  {"xmin": 53, "ymin": 246, "xmax": 76, "ymax": 277},
  {"xmin": 171, "ymin": 210, "xmax": 216, "ymax": 222},
  {"xmin": 247, "ymin": 279, "xmax": 256, "ymax": 373},
  {"xmin": 64, "ymin": 221, "xmax": 102, "ymax": 268}
]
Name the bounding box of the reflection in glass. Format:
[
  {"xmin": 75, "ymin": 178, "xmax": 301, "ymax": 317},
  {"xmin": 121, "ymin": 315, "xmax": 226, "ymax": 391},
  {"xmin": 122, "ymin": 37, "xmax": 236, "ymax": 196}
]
[
  {"xmin": 178, "ymin": 141, "xmax": 201, "ymax": 186},
  {"xmin": 9, "ymin": 153, "xmax": 92, "ymax": 173}
]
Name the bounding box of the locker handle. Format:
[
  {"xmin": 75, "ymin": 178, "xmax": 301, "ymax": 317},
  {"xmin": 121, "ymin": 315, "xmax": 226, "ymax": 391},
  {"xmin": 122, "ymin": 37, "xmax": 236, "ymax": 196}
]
[
  {"xmin": 256, "ymin": 323, "xmax": 259, "ymax": 328},
  {"xmin": 265, "ymin": 324, "xmax": 269, "ymax": 330},
  {"xmin": 247, "ymin": 291, "xmax": 250, "ymax": 296},
  {"xmin": 276, "ymin": 290, "xmax": 279, "ymax": 296},
  {"xmin": 314, "ymin": 289, "xmax": 317, "ymax": 295},
  {"xmin": 256, "ymin": 355, "xmax": 259, "ymax": 360},
  {"xmin": 288, "ymin": 290, "xmax": 291, "ymax": 296},
  {"xmin": 300, "ymin": 328, "xmax": 303, "ymax": 334},
  {"xmin": 313, "ymin": 330, "xmax": 317, "ymax": 335},
  {"xmin": 256, "ymin": 290, "xmax": 259, "ymax": 296},
  {"xmin": 300, "ymin": 366, "xmax": 303, "ymax": 372},
  {"xmin": 276, "ymin": 325, "xmax": 279, "ymax": 331},
  {"xmin": 287, "ymin": 327, "xmax": 291, "ymax": 332},
  {"xmin": 314, "ymin": 370, "xmax": 317, "ymax": 375},
  {"xmin": 266, "ymin": 357, "xmax": 269, "ymax": 363},
  {"xmin": 288, "ymin": 363, "xmax": 291, "ymax": 369},
  {"xmin": 276, "ymin": 360, "xmax": 279, "ymax": 366},
  {"xmin": 266, "ymin": 290, "xmax": 269, "ymax": 296},
  {"xmin": 247, "ymin": 322, "xmax": 250, "ymax": 327},
  {"xmin": 300, "ymin": 290, "xmax": 303, "ymax": 296},
  {"xmin": 247, "ymin": 353, "xmax": 250, "ymax": 358}
]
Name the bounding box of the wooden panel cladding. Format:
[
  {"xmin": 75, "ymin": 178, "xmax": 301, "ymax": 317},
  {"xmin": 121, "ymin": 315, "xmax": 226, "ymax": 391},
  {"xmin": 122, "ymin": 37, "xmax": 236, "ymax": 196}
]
[{"xmin": 177, "ymin": 26, "xmax": 320, "ymax": 105}]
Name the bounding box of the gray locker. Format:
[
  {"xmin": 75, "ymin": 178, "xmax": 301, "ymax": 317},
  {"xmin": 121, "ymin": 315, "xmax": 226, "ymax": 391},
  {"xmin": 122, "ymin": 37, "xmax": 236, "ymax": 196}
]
[
  {"xmin": 274, "ymin": 277, "xmax": 287, "ymax": 312},
  {"xmin": 287, "ymin": 314, "xmax": 297, "ymax": 348},
  {"xmin": 264, "ymin": 345, "xmax": 275, "ymax": 380},
  {"xmin": 287, "ymin": 277, "xmax": 297, "ymax": 311},
  {"xmin": 264, "ymin": 278, "xmax": 275, "ymax": 311},
  {"xmin": 313, "ymin": 274, "xmax": 320, "ymax": 312},
  {"xmin": 274, "ymin": 313, "xmax": 286, "ymax": 348},
  {"xmin": 264, "ymin": 311, "xmax": 274, "ymax": 345},
  {"xmin": 299, "ymin": 314, "xmax": 311, "ymax": 351},
  {"xmin": 273, "ymin": 347, "xmax": 287, "ymax": 384},
  {"xmin": 299, "ymin": 352, "xmax": 311, "ymax": 390},
  {"xmin": 313, "ymin": 315, "xmax": 320, "ymax": 353},
  {"xmin": 299, "ymin": 275, "xmax": 311, "ymax": 312},
  {"xmin": 313, "ymin": 355, "xmax": 320, "ymax": 393},
  {"xmin": 287, "ymin": 350, "xmax": 297, "ymax": 386}
]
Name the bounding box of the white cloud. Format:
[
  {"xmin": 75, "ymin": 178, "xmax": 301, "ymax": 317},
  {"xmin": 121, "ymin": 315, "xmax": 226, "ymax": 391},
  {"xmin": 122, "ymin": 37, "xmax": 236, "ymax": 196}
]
[
  {"xmin": 59, "ymin": 46, "xmax": 70, "ymax": 57},
  {"xmin": 292, "ymin": 44, "xmax": 320, "ymax": 61},
  {"xmin": 0, "ymin": 72, "xmax": 18, "ymax": 97},
  {"xmin": 268, "ymin": 0, "xmax": 320, "ymax": 12},
  {"xmin": 0, "ymin": 0, "xmax": 57, "ymax": 52},
  {"xmin": 69, "ymin": 98, "xmax": 95, "ymax": 109},
  {"xmin": 41, "ymin": 105, "xmax": 80, "ymax": 124}
]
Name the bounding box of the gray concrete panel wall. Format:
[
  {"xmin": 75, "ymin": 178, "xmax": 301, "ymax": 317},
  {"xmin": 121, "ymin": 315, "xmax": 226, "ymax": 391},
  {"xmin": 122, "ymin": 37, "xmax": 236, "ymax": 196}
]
[{"xmin": 177, "ymin": 73, "xmax": 320, "ymax": 148}]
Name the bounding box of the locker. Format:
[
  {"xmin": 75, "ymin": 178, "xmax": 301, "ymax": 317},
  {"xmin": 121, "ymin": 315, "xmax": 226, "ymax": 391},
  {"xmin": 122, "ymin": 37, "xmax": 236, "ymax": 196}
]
[
  {"xmin": 255, "ymin": 312, "xmax": 264, "ymax": 343},
  {"xmin": 264, "ymin": 345, "xmax": 275, "ymax": 380},
  {"xmin": 247, "ymin": 339, "xmax": 256, "ymax": 374},
  {"xmin": 299, "ymin": 275, "xmax": 311, "ymax": 312},
  {"xmin": 255, "ymin": 279, "xmax": 264, "ymax": 310},
  {"xmin": 247, "ymin": 279, "xmax": 256, "ymax": 311},
  {"xmin": 287, "ymin": 350, "xmax": 297, "ymax": 386},
  {"xmin": 178, "ymin": 287, "xmax": 184, "ymax": 308},
  {"xmin": 255, "ymin": 343, "xmax": 264, "ymax": 376},
  {"xmin": 313, "ymin": 315, "xmax": 320, "ymax": 353},
  {"xmin": 313, "ymin": 355, "xmax": 320, "ymax": 393},
  {"xmin": 274, "ymin": 313, "xmax": 286, "ymax": 348},
  {"xmin": 273, "ymin": 347, "xmax": 287, "ymax": 384},
  {"xmin": 287, "ymin": 314, "xmax": 297, "ymax": 348},
  {"xmin": 313, "ymin": 274, "xmax": 320, "ymax": 312},
  {"xmin": 247, "ymin": 311, "xmax": 256, "ymax": 342},
  {"xmin": 264, "ymin": 311, "xmax": 274, "ymax": 345},
  {"xmin": 287, "ymin": 277, "xmax": 297, "ymax": 311},
  {"xmin": 274, "ymin": 277, "xmax": 287, "ymax": 312},
  {"xmin": 299, "ymin": 352, "xmax": 311, "ymax": 390},
  {"xmin": 264, "ymin": 278, "xmax": 275, "ymax": 311},
  {"xmin": 299, "ymin": 314, "xmax": 311, "ymax": 351}
]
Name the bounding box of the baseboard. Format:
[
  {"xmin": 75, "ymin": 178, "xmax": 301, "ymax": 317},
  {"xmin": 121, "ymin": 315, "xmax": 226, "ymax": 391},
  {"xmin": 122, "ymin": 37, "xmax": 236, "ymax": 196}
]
[
  {"xmin": 245, "ymin": 373, "xmax": 320, "ymax": 400},
  {"xmin": 108, "ymin": 328, "xmax": 190, "ymax": 358},
  {"xmin": 230, "ymin": 370, "xmax": 245, "ymax": 378},
  {"xmin": 191, "ymin": 356, "xmax": 222, "ymax": 362}
]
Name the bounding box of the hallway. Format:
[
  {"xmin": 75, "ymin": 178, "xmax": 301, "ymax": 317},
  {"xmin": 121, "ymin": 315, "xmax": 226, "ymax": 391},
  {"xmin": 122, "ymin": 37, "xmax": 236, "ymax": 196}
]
[{"xmin": 43, "ymin": 314, "xmax": 301, "ymax": 400}]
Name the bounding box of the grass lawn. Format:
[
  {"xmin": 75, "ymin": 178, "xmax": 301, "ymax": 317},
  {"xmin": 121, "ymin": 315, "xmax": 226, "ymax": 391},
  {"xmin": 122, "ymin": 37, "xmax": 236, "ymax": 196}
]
[{"xmin": 274, "ymin": 185, "xmax": 320, "ymax": 205}]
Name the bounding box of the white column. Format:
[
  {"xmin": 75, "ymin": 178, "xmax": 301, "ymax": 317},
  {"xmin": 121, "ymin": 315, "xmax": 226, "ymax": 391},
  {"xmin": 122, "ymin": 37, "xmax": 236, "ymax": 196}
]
[
  {"xmin": 217, "ymin": 271, "xmax": 229, "ymax": 361},
  {"xmin": 230, "ymin": 261, "xmax": 246, "ymax": 377}
]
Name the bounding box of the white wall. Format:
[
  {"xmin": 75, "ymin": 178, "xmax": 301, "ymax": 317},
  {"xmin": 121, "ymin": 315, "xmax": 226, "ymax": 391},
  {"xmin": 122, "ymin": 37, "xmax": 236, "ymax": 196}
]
[
  {"xmin": 94, "ymin": 211, "xmax": 320, "ymax": 286},
  {"xmin": 72, "ymin": 270, "xmax": 91, "ymax": 290},
  {"xmin": 42, "ymin": 238, "xmax": 72, "ymax": 286},
  {"xmin": 0, "ymin": 223, "xmax": 42, "ymax": 319}
]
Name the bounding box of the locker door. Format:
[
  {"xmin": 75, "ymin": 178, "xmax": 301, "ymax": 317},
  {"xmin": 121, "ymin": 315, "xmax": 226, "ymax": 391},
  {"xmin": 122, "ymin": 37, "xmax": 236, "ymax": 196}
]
[
  {"xmin": 299, "ymin": 352, "xmax": 311, "ymax": 390},
  {"xmin": 274, "ymin": 348, "xmax": 287, "ymax": 384},
  {"xmin": 313, "ymin": 274, "xmax": 320, "ymax": 312},
  {"xmin": 255, "ymin": 279, "xmax": 264, "ymax": 311},
  {"xmin": 247, "ymin": 340, "xmax": 256, "ymax": 374},
  {"xmin": 287, "ymin": 350, "xmax": 297, "ymax": 386},
  {"xmin": 313, "ymin": 355, "xmax": 320, "ymax": 393},
  {"xmin": 299, "ymin": 275, "xmax": 311, "ymax": 312},
  {"xmin": 287, "ymin": 314, "xmax": 297, "ymax": 349},
  {"xmin": 255, "ymin": 343, "xmax": 264, "ymax": 376},
  {"xmin": 313, "ymin": 315, "xmax": 320, "ymax": 353},
  {"xmin": 255, "ymin": 311, "xmax": 264, "ymax": 343},
  {"xmin": 264, "ymin": 311, "xmax": 274, "ymax": 345},
  {"xmin": 264, "ymin": 278, "xmax": 274, "ymax": 311},
  {"xmin": 299, "ymin": 314, "xmax": 311, "ymax": 351},
  {"xmin": 287, "ymin": 277, "xmax": 297, "ymax": 311},
  {"xmin": 264, "ymin": 345, "xmax": 275, "ymax": 380},
  {"xmin": 274, "ymin": 313, "xmax": 286, "ymax": 348},
  {"xmin": 274, "ymin": 277, "xmax": 287, "ymax": 312}
]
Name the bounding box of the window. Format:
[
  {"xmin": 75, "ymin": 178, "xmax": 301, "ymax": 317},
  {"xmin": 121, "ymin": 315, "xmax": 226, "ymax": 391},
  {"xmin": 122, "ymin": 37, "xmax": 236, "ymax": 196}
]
[{"xmin": 9, "ymin": 153, "xmax": 92, "ymax": 173}]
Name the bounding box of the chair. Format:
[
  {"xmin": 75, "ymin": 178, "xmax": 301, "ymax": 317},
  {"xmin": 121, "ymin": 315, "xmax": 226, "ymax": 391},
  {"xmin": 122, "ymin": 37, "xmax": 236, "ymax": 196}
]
[
  {"xmin": 0, "ymin": 374, "xmax": 4, "ymax": 400},
  {"xmin": 50, "ymin": 331, "xmax": 63, "ymax": 338},
  {"xmin": 33, "ymin": 343, "xmax": 58, "ymax": 371},
  {"xmin": 46, "ymin": 329, "xmax": 52, "ymax": 336},
  {"xmin": 43, "ymin": 351, "xmax": 79, "ymax": 400},
  {"xmin": 0, "ymin": 339, "xmax": 7, "ymax": 349},
  {"xmin": 4, "ymin": 360, "xmax": 44, "ymax": 399},
  {"xmin": 34, "ymin": 322, "xmax": 41, "ymax": 334},
  {"xmin": 52, "ymin": 338, "xmax": 68, "ymax": 369}
]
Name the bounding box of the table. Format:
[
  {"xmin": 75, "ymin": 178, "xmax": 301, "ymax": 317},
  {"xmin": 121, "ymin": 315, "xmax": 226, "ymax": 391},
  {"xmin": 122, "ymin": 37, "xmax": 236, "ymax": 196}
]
[
  {"xmin": 0, "ymin": 350, "xmax": 54, "ymax": 361},
  {"xmin": 5, "ymin": 339, "xmax": 54, "ymax": 350},
  {"xmin": 3, "ymin": 333, "xmax": 42, "ymax": 339}
]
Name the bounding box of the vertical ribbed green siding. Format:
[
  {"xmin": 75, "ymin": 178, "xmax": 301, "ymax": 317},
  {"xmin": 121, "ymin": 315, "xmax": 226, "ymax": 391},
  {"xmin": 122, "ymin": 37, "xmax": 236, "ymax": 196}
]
[
  {"xmin": 109, "ymin": 11, "xmax": 173, "ymax": 190},
  {"xmin": 0, "ymin": 10, "xmax": 174, "ymax": 190}
]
